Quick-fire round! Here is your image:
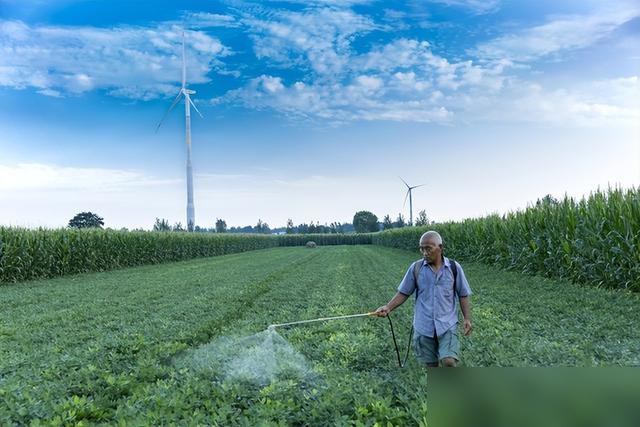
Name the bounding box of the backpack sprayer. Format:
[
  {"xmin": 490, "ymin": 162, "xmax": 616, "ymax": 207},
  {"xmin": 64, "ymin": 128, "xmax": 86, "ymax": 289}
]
[{"xmin": 267, "ymin": 312, "xmax": 413, "ymax": 368}]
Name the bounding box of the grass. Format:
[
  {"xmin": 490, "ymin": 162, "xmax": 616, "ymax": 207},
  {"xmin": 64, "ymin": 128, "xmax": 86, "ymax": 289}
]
[{"xmin": 1, "ymin": 245, "xmax": 639, "ymax": 425}]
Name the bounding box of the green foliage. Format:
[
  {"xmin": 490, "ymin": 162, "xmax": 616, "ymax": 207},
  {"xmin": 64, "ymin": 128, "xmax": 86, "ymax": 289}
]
[
  {"xmin": 382, "ymin": 214, "xmax": 394, "ymax": 230},
  {"xmin": 255, "ymin": 219, "xmax": 270, "ymax": 234},
  {"xmin": 153, "ymin": 218, "xmax": 171, "ymax": 231},
  {"xmin": 0, "ymin": 229, "xmax": 372, "ymax": 283},
  {"xmin": 276, "ymin": 233, "xmax": 373, "ymax": 247},
  {"xmin": 353, "ymin": 211, "xmax": 379, "ymax": 233},
  {"xmin": 373, "ymin": 187, "xmax": 640, "ymax": 291},
  {"xmin": 0, "ymin": 228, "xmax": 279, "ymax": 283},
  {"xmin": 415, "ymin": 210, "xmax": 429, "ymax": 226},
  {"xmin": 68, "ymin": 212, "xmax": 104, "ymax": 229},
  {"xmin": 215, "ymin": 218, "xmax": 227, "ymax": 233},
  {"xmin": 1, "ymin": 246, "xmax": 639, "ymax": 425}
]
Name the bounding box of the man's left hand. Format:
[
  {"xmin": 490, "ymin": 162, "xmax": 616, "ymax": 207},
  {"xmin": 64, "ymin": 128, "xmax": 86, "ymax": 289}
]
[{"xmin": 463, "ymin": 318, "xmax": 473, "ymax": 336}]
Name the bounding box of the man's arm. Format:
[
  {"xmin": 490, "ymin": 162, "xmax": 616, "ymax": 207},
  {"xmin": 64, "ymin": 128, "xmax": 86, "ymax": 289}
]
[
  {"xmin": 374, "ymin": 292, "xmax": 409, "ymax": 317},
  {"xmin": 459, "ymin": 296, "xmax": 472, "ymax": 336}
]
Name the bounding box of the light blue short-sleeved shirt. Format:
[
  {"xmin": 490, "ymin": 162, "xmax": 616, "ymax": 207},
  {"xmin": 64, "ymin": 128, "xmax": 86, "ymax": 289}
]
[{"xmin": 397, "ymin": 257, "xmax": 472, "ymax": 338}]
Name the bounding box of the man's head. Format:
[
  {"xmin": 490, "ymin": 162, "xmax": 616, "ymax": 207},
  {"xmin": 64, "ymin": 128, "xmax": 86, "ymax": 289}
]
[{"xmin": 419, "ymin": 231, "xmax": 443, "ymax": 263}]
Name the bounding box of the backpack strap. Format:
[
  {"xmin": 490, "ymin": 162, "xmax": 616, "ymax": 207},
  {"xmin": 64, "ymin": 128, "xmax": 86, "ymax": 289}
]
[
  {"xmin": 449, "ymin": 258, "xmax": 458, "ymax": 298},
  {"xmin": 412, "ymin": 259, "xmax": 422, "ymax": 300},
  {"xmin": 412, "ymin": 259, "xmax": 422, "ymax": 284}
]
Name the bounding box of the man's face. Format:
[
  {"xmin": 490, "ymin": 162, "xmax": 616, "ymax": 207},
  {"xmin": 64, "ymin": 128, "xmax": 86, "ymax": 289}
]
[{"xmin": 419, "ymin": 237, "xmax": 441, "ymax": 263}]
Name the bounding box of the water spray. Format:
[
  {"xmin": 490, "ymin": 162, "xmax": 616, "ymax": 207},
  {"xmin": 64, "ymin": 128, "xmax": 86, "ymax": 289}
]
[{"xmin": 267, "ymin": 312, "xmax": 413, "ymax": 368}]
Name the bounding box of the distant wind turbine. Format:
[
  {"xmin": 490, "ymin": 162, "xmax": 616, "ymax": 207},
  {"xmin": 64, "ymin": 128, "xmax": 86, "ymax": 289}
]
[
  {"xmin": 399, "ymin": 177, "xmax": 424, "ymax": 226},
  {"xmin": 156, "ymin": 30, "xmax": 203, "ymax": 232}
]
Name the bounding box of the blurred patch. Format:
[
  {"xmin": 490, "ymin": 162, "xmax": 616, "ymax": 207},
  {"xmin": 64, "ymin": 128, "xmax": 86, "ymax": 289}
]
[{"xmin": 429, "ymin": 368, "xmax": 640, "ymax": 427}]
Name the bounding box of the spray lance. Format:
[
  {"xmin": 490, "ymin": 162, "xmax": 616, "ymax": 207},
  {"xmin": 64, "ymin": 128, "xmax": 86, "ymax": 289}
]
[{"xmin": 267, "ymin": 312, "xmax": 413, "ymax": 368}]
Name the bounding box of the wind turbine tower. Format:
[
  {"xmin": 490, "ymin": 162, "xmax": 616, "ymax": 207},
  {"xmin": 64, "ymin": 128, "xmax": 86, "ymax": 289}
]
[
  {"xmin": 156, "ymin": 31, "xmax": 203, "ymax": 232},
  {"xmin": 400, "ymin": 177, "xmax": 424, "ymax": 226}
]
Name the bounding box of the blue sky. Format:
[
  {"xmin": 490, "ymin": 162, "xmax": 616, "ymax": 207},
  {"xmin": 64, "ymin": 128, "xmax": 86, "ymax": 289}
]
[{"xmin": 0, "ymin": 0, "xmax": 638, "ymax": 229}]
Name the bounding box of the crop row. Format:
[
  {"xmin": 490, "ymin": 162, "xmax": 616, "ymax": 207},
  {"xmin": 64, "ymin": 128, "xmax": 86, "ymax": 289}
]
[
  {"xmin": 372, "ymin": 187, "xmax": 640, "ymax": 291},
  {"xmin": 0, "ymin": 229, "xmax": 372, "ymax": 283}
]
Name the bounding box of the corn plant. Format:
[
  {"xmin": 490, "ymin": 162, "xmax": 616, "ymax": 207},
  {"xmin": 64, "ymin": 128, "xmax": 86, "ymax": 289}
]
[{"xmin": 372, "ymin": 187, "xmax": 640, "ymax": 291}]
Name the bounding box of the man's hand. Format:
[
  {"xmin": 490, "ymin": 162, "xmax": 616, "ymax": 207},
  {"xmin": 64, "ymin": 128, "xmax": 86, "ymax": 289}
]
[
  {"xmin": 463, "ymin": 318, "xmax": 473, "ymax": 336},
  {"xmin": 373, "ymin": 305, "xmax": 390, "ymax": 317}
]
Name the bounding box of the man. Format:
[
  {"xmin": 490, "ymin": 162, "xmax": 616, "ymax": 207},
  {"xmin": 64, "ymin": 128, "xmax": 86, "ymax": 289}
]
[{"xmin": 374, "ymin": 231, "xmax": 473, "ymax": 367}]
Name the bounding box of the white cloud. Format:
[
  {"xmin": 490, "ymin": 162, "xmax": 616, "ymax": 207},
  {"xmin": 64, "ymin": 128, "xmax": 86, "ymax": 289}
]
[
  {"xmin": 223, "ymin": 3, "xmax": 637, "ymax": 128},
  {"xmin": 354, "ymin": 39, "xmax": 432, "ymax": 72},
  {"xmin": 0, "ymin": 20, "xmax": 229, "ymax": 99},
  {"xmin": 267, "ymin": 0, "xmax": 374, "ymax": 6},
  {"xmin": 0, "ymin": 163, "xmax": 175, "ymax": 191},
  {"xmin": 182, "ymin": 12, "xmax": 239, "ymax": 28},
  {"xmin": 260, "ymin": 75, "xmax": 285, "ymax": 93},
  {"xmin": 225, "ymin": 73, "xmax": 453, "ymax": 123},
  {"xmin": 474, "ymin": 7, "xmax": 640, "ymax": 62},
  {"xmin": 466, "ymin": 77, "xmax": 640, "ymax": 126},
  {"xmin": 222, "ymin": 31, "xmax": 511, "ymax": 124},
  {"xmin": 429, "ymin": 0, "xmax": 501, "ymax": 14},
  {"xmin": 354, "ymin": 75, "xmax": 383, "ymax": 91},
  {"xmin": 244, "ymin": 7, "xmax": 377, "ymax": 76}
]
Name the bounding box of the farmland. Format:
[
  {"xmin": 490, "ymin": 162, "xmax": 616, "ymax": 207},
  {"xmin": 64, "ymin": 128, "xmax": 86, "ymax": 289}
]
[{"xmin": 2, "ymin": 245, "xmax": 639, "ymax": 425}]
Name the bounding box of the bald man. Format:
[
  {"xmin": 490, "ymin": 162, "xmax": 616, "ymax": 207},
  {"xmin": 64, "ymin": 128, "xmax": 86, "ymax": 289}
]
[{"xmin": 374, "ymin": 231, "xmax": 473, "ymax": 367}]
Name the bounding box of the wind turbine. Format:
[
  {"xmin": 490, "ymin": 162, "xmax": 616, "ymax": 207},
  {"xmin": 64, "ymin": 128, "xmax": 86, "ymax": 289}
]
[
  {"xmin": 156, "ymin": 31, "xmax": 203, "ymax": 232},
  {"xmin": 399, "ymin": 177, "xmax": 424, "ymax": 226}
]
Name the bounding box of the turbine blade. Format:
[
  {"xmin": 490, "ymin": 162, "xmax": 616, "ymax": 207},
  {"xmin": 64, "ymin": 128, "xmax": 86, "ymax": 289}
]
[
  {"xmin": 402, "ymin": 189, "xmax": 410, "ymax": 209},
  {"xmin": 398, "ymin": 176, "xmax": 410, "ymax": 189},
  {"xmin": 411, "ymin": 184, "xmax": 425, "ymax": 190},
  {"xmin": 188, "ymin": 96, "xmax": 203, "ymax": 118},
  {"xmin": 155, "ymin": 91, "xmax": 183, "ymax": 132},
  {"xmin": 181, "ymin": 31, "xmax": 186, "ymax": 89}
]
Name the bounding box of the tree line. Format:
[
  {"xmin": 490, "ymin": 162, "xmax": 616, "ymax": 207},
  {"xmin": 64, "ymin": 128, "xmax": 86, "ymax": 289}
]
[{"xmin": 65, "ymin": 209, "xmax": 432, "ymax": 234}]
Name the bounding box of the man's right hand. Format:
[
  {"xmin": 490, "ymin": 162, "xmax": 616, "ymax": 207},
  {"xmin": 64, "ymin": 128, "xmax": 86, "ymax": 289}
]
[{"xmin": 373, "ymin": 305, "xmax": 390, "ymax": 317}]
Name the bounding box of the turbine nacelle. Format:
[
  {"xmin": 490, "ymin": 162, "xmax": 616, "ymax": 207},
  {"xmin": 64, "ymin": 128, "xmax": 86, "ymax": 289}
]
[{"xmin": 399, "ymin": 176, "xmax": 425, "ymax": 226}]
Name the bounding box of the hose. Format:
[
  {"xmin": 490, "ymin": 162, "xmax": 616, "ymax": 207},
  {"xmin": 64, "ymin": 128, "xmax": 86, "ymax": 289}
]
[
  {"xmin": 268, "ymin": 312, "xmax": 413, "ymax": 368},
  {"xmin": 386, "ymin": 313, "xmax": 413, "ymax": 368}
]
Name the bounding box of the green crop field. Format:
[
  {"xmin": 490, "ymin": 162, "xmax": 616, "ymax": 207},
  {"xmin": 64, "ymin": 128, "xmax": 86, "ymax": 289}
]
[{"xmin": 2, "ymin": 245, "xmax": 639, "ymax": 425}]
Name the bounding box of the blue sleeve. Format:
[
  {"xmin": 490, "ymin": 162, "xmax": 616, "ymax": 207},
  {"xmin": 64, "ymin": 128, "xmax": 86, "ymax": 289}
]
[
  {"xmin": 397, "ymin": 263, "xmax": 416, "ymax": 296},
  {"xmin": 455, "ymin": 262, "xmax": 472, "ymax": 297}
]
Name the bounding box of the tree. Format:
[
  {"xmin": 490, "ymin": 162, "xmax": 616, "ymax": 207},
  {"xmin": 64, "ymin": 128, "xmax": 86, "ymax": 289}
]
[
  {"xmin": 382, "ymin": 214, "xmax": 394, "ymax": 230},
  {"xmin": 215, "ymin": 218, "xmax": 228, "ymax": 233},
  {"xmin": 68, "ymin": 212, "xmax": 104, "ymax": 229},
  {"xmin": 173, "ymin": 222, "xmax": 185, "ymax": 232},
  {"xmin": 255, "ymin": 219, "xmax": 270, "ymax": 234},
  {"xmin": 353, "ymin": 211, "xmax": 379, "ymax": 233},
  {"xmin": 286, "ymin": 219, "xmax": 295, "ymax": 234},
  {"xmin": 394, "ymin": 213, "xmax": 406, "ymax": 228},
  {"xmin": 415, "ymin": 210, "xmax": 429, "ymax": 226},
  {"xmin": 153, "ymin": 218, "xmax": 171, "ymax": 231}
]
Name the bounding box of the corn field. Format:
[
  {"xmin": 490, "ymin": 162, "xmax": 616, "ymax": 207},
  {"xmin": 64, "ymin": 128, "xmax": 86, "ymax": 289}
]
[
  {"xmin": 372, "ymin": 187, "xmax": 640, "ymax": 291},
  {"xmin": 277, "ymin": 233, "xmax": 373, "ymax": 247},
  {"xmin": 0, "ymin": 229, "xmax": 372, "ymax": 283}
]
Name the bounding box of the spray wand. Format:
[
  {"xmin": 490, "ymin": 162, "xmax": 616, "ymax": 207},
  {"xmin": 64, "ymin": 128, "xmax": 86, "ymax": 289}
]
[{"xmin": 267, "ymin": 312, "xmax": 413, "ymax": 368}]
